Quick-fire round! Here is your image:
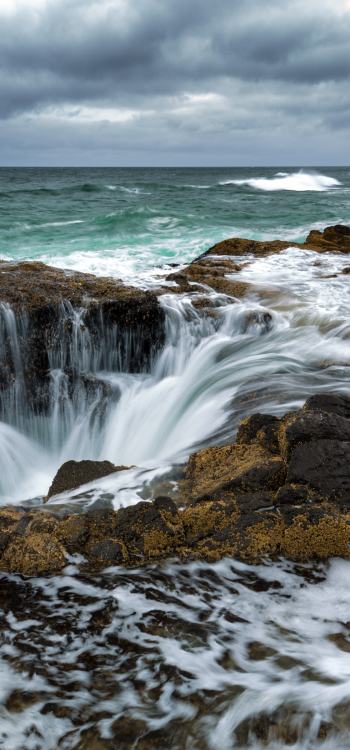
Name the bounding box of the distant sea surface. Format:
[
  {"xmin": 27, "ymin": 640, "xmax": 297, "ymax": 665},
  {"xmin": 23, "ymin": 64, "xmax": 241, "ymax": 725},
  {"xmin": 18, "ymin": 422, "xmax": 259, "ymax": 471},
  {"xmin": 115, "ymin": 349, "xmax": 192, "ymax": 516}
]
[{"xmin": 1, "ymin": 166, "xmax": 349, "ymax": 284}]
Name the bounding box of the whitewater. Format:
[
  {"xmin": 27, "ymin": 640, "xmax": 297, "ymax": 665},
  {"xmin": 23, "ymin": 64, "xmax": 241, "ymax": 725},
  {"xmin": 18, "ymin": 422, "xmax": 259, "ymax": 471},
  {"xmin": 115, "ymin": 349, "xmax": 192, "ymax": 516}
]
[{"xmin": 0, "ymin": 166, "xmax": 350, "ymax": 749}]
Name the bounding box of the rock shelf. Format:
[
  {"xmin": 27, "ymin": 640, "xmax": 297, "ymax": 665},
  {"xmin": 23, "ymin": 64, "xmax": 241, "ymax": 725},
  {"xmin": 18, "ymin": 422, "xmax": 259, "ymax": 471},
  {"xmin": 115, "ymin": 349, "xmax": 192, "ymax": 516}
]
[{"xmin": 1, "ymin": 393, "xmax": 350, "ymax": 575}]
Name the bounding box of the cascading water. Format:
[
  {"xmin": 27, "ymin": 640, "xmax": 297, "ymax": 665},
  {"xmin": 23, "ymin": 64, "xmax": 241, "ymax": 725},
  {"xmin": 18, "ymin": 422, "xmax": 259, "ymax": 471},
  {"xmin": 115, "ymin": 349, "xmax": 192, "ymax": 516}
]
[
  {"xmin": 0, "ymin": 245, "xmax": 349, "ymax": 506},
  {"xmin": 2, "ymin": 164, "xmax": 350, "ymax": 750}
]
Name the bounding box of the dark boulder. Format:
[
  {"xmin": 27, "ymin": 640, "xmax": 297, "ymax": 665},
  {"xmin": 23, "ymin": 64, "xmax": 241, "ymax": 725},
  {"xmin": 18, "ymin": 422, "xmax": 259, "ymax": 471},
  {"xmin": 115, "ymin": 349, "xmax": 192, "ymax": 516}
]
[
  {"xmin": 279, "ymin": 409, "xmax": 350, "ymax": 458},
  {"xmin": 287, "ymin": 439, "xmax": 350, "ymax": 503},
  {"xmin": 87, "ymin": 539, "xmax": 126, "ymax": 564},
  {"xmin": 236, "ymin": 412, "xmax": 280, "ymax": 453},
  {"xmin": 303, "ymin": 393, "xmax": 350, "ymax": 420},
  {"xmin": 47, "ymin": 460, "xmax": 127, "ymax": 499},
  {"xmin": 275, "ymin": 484, "xmax": 309, "ymax": 505}
]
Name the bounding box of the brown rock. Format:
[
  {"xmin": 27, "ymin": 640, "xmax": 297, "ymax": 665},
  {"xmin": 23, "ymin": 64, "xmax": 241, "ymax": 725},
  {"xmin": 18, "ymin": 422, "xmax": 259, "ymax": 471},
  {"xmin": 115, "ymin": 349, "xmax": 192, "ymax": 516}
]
[
  {"xmin": 1, "ymin": 532, "xmax": 66, "ymax": 575},
  {"xmin": 236, "ymin": 412, "xmax": 280, "ymax": 453},
  {"xmin": 86, "ymin": 539, "xmax": 127, "ymax": 564},
  {"xmin": 115, "ymin": 500, "xmax": 183, "ymax": 558},
  {"xmin": 47, "ymin": 460, "xmax": 128, "ymax": 499},
  {"xmin": 57, "ymin": 513, "xmax": 88, "ymax": 552},
  {"xmin": 167, "ymin": 257, "xmax": 250, "ymax": 298},
  {"xmin": 186, "ymin": 442, "xmax": 286, "ymax": 502},
  {"xmin": 0, "ymin": 508, "xmax": 25, "ymax": 553},
  {"xmin": 305, "ymin": 224, "xmax": 350, "ymax": 252}
]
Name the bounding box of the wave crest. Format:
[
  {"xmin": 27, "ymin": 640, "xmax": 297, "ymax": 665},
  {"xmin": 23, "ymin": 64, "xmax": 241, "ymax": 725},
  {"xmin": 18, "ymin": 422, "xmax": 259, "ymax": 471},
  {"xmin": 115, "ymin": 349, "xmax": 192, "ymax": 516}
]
[{"xmin": 220, "ymin": 171, "xmax": 341, "ymax": 192}]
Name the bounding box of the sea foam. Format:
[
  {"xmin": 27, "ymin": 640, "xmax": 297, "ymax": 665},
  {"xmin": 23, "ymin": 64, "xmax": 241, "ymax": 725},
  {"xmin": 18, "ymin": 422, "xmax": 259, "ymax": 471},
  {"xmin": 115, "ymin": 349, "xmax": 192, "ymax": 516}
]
[{"xmin": 220, "ymin": 171, "xmax": 341, "ymax": 192}]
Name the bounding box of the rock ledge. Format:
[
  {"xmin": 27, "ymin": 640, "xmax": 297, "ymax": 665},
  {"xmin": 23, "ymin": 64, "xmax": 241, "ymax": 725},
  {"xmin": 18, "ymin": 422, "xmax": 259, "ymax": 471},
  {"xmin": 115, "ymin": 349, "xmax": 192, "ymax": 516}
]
[{"xmin": 1, "ymin": 393, "xmax": 350, "ymax": 576}]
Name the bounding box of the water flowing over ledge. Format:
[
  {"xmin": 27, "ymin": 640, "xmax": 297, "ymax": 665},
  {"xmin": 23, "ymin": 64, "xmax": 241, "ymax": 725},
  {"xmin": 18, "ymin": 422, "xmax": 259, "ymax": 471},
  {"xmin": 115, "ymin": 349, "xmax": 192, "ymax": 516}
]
[
  {"xmin": 0, "ymin": 225, "xmax": 349, "ymax": 506},
  {"xmin": 0, "ymin": 224, "xmax": 350, "ymax": 749}
]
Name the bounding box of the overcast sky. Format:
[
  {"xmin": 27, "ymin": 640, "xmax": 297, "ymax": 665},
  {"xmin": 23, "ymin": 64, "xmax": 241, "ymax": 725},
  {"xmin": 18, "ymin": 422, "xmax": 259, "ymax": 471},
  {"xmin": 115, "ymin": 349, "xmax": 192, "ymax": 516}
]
[{"xmin": 1, "ymin": 0, "xmax": 350, "ymax": 166}]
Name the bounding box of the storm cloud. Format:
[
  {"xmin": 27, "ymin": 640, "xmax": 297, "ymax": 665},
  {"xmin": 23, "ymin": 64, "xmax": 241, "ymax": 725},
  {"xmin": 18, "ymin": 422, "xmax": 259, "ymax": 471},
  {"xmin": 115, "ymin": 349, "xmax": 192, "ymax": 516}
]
[{"xmin": 0, "ymin": 0, "xmax": 350, "ymax": 164}]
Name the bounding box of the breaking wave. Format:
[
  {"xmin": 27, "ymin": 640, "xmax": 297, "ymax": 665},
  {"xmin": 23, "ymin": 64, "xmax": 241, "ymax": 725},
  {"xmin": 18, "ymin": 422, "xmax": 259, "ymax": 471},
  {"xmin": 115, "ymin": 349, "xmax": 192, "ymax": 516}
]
[{"xmin": 220, "ymin": 171, "xmax": 341, "ymax": 192}]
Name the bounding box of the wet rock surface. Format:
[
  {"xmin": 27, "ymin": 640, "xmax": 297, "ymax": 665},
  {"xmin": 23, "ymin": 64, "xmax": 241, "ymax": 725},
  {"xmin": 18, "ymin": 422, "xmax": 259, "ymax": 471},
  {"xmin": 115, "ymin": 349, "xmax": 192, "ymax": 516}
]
[
  {"xmin": 47, "ymin": 459, "xmax": 128, "ymax": 499},
  {"xmin": 202, "ymin": 223, "xmax": 350, "ymax": 261},
  {"xmin": 0, "ymin": 224, "xmax": 348, "ymax": 415},
  {"xmin": 0, "ymin": 392, "xmax": 350, "ymax": 575},
  {"xmin": 0, "ymin": 261, "xmax": 165, "ymax": 413},
  {"xmin": 161, "ymin": 224, "xmax": 350, "ymax": 301},
  {"xmin": 1, "ymin": 555, "xmax": 347, "ymax": 750}
]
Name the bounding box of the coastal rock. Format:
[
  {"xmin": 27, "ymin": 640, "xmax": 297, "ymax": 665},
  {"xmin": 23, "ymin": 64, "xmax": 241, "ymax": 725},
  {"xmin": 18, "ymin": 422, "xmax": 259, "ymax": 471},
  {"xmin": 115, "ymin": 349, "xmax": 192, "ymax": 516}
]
[
  {"xmin": 0, "ymin": 261, "xmax": 165, "ymax": 414},
  {"xmin": 236, "ymin": 412, "xmax": 280, "ymax": 453},
  {"xmin": 185, "ymin": 442, "xmax": 286, "ymax": 502},
  {"xmin": 305, "ymin": 224, "xmax": 350, "ymax": 252},
  {"xmin": 287, "ymin": 439, "xmax": 350, "ymax": 504},
  {"xmin": 1, "ymin": 393, "xmax": 350, "ymax": 575},
  {"xmin": 200, "ymin": 224, "xmax": 350, "ymax": 261},
  {"xmin": 163, "ymin": 225, "xmax": 350, "ymax": 303},
  {"xmin": 47, "ymin": 459, "xmax": 128, "ymax": 499},
  {"xmin": 167, "ymin": 256, "xmax": 250, "ymax": 297},
  {"xmin": 87, "ymin": 539, "xmax": 127, "ymax": 564},
  {"xmin": 0, "ymin": 531, "xmax": 66, "ymax": 576},
  {"xmin": 303, "ymin": 393, "xmax": 350, "ymax": 420},
  {"xmin": 279, "ymin": 409, "xmax": 350, "ymax": 459}
]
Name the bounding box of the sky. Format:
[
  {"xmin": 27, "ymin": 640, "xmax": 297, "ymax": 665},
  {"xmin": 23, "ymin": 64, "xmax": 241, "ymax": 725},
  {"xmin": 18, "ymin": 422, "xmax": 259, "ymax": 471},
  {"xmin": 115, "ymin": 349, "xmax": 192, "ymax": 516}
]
[{"xmin": 0, "ymin": 0, "xmax": 350, "ymax": 166}]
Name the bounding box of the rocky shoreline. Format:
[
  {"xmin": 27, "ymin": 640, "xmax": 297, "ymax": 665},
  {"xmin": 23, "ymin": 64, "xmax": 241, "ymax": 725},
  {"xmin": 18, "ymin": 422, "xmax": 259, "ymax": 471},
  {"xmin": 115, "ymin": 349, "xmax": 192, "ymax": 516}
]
[
  {"xmin": 0, "ymin": 392, "xmax": 350, "ymax": 575},
  {"xmin": 0, "ymin": 224, "xmax": 349, "ymax": 576}
]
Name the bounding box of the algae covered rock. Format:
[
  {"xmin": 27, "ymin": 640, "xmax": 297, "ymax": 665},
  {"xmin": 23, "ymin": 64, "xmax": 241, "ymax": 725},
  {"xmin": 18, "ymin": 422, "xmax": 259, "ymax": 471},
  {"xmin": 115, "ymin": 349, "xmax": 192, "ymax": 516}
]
[
  {"xmin": 186, "ymin": 442, "xmax": 286, "ymax": 502},
  {"xmin": 1, "ymin": 532, "xmax": 66, "ymax": 576},
  {"xmin": 1, "ymin": 393, "xmax": 350, "ymax": 575},
  {"xmin": 236, "ymin": 412, "xmax": 280, "ymax": 453},
  {"xmin": 47, "ymin": 459, "xmax": 128, "ymax": 499}
]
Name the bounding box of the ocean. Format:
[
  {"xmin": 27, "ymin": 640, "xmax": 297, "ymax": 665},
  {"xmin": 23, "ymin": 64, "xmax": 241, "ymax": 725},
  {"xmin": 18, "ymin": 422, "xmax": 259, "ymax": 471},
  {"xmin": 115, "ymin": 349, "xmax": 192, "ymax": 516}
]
[
  {"xmin": 1, "ymin": 167, "xmax": 349, "ymax": 284},
  {"xmin": 0, "ymin": 166, "xmax": 350, "ymax": 749}
]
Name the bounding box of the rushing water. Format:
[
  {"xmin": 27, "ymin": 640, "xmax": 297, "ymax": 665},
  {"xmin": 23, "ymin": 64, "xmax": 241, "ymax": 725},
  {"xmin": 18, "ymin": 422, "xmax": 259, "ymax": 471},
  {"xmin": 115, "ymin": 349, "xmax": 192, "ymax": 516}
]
[
  {"xmin": 1, "ymin": 167, "xmax": 350, "ymax": 284},
  {"xmin": 2, "ymin": 557, "xmax": 350, "ymax": 749},
  {"xmin": 0, "ymin": 245, "xmax": 349, "ymax": 506},
  {"xmin": 0, "ymin": 167, "xmax": 350, "ymax": 747}
]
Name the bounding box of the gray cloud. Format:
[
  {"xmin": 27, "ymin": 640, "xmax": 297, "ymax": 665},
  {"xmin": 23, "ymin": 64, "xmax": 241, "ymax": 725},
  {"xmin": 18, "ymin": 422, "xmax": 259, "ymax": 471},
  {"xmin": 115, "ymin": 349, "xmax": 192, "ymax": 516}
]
[{"xmin": 0, "ymin": 0, "xmax": 349, "ymax": 163}]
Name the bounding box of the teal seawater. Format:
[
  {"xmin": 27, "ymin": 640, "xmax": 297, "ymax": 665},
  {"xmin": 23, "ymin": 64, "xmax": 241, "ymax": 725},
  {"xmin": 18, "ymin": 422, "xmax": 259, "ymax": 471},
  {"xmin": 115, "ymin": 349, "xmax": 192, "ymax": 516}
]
[{"xmin": 0, "ymin": 167, "xmax": 349, "ymax": 282}]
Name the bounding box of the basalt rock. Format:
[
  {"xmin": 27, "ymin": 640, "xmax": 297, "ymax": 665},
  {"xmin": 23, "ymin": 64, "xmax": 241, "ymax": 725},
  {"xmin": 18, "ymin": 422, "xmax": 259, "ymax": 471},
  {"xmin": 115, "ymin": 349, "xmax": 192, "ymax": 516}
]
[
  {"xmin": 303, "ymin": 393, "xmax": 350, "ymax": 420},
  {"xmin": 279, "ymin": 410, "xmax": 350, "ymax": 459},
  {"xmin": 1, "ymin": 393, "xmax": 350, "ymax": 575},
  {"xmin": 0, "ymin": 261, "xmax": 165, "ymax": 415},
  {"xmin": 163, "ymin": 224, "xmax": 350, "ymax": 301},
  {"xmin": 287, "ymin": 440, "xmax": 350, "ymax": 504},
  {"xmin": 199, "ymin": 223, "xmax": 350, "ymax": 261},
  {"xmin": 47, "ymin": 459, "xmax": 128, "ymax": 499},
  {"xmin": 185, "ymin": 442, "xmax": 286, "ymax": 502}
]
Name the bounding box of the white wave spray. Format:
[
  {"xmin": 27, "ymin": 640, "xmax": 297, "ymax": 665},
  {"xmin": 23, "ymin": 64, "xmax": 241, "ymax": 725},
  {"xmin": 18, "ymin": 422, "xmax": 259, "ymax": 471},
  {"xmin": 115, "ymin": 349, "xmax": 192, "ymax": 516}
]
[
  {"xmin": 0, "ymin": 246, "xmax": 349, "ymax": 505},
  {"xmin": 220, "ymin": 171, "xmax": 341, "ymax": 192}
]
